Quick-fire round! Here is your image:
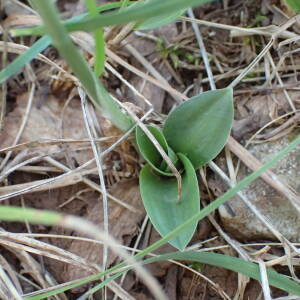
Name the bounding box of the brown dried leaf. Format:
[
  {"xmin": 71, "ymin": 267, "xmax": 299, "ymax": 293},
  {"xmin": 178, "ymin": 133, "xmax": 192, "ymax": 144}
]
[
  {"xmin": 0, "ymin": 92, "xmax": 95, "ymax": 165},
  {"xmin": 59, "ymin": 179, "xmax": 145, "ymax": 286}
]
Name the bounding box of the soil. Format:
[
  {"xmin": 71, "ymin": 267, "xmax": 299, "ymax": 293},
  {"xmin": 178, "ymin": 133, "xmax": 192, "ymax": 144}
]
[{"xmin": 1, "ymin": 0, "xmax": 300, "ymax": 299}]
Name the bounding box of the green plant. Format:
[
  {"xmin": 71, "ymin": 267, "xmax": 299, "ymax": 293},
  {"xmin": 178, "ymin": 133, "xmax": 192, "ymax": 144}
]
[
  {"xmin": 156, "ymin": 40, "xmax": 199, "ymax": 69},
  {"xmin": 26, "ymin": 0, "xmax": 230, "ymax": 251},
  {"xmin": 136, "ymin": 89, "xmax": 233, "ymax": 250},
  {"xmin": 1, "ymin": 0, "xmax": 300, "ymax": 298}
]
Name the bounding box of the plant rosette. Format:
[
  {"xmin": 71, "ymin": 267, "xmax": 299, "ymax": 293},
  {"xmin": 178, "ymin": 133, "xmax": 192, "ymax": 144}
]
[{"xmin": 136, "ymin": 88, "xmax": 233, "ymax": 250}]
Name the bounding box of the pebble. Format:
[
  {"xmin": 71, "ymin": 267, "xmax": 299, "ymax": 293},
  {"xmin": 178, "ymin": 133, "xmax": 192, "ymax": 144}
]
[{"xmin": 217, "ymin": 137, "xmax": 300, "ymax": 241}]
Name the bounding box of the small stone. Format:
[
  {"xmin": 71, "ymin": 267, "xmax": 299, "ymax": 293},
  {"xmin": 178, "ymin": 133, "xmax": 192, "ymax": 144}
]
[{"xmin": 217, "ymin": 137, "xmax": 300, "ymax": 241}]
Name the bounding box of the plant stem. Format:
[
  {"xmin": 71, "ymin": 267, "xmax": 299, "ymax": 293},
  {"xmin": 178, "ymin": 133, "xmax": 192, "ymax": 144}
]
[
  {"xmin": 85, "ymin": 0, "xmax": 105, "ymax": 76},
  {"xmin": 32, "ymin": 0, "xmax": 134, "ymax": 132}
]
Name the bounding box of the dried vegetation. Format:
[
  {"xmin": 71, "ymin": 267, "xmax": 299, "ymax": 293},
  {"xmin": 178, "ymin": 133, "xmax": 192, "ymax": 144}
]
[{"xmin": 1, "ymin": 0, "xmax": 300, "ymax": 299}]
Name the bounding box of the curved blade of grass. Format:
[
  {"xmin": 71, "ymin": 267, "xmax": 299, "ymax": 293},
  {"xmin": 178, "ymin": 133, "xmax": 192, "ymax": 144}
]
[
  {"xmin": 85, "ymin": 0, "xmax": 105, "ymax": 76},
  {"xmin": 95, "ymin": 251, "xmax": 300, "ymax": 297},
  {"xmin": 137, "ymin": 8, "xmax": 186, "ymax": 30},
  {"xmin": 25, "ymin": 249, "xmax": 300, "ymax": 299},
  {"xmin": 14, "ymin": 0, "xmax": 213, "ymax": 36},
  {"xmin": 0, "ymin": 36, "xmax": 50, "ymax": 84},
  {"xmin": 1, "ymin": 2, "xmax": 128, "ymax": 84},
  {"xmin": 56, "ymin": 0, "xmax": 214, "ymax": 34},
  {"xmin": 24, "ymin": 272, "xmax": 121, "ymax": 300},
  {"xmin": 145, "ymin": 252, "xmax": 300, "ymax": 295},
  {"xmin": 0, "ymin": 206, "xmax": 60, "ymax": 225},
  {"xmin": 140, "ymin": 153, "xmax": 200, "ymax": 250},
  {"xmin": 32, "ymin": 0, "xmax": 134, "ymax": 132}
]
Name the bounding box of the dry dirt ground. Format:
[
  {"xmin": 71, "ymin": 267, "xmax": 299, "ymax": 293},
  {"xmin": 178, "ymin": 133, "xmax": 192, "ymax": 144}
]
[{"xmin": 1, "ymin": 0, "xmax": 300, "ymax": 299}]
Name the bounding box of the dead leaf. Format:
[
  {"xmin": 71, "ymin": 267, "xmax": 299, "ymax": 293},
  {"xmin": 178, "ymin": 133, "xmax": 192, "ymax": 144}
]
[
  {"xmin": 0, "ymin": 92, "xmax": 95, "ymax": 166},
  {"xmin": 58, "ymin": 179, "xmax": 145, "ymax": 288}
]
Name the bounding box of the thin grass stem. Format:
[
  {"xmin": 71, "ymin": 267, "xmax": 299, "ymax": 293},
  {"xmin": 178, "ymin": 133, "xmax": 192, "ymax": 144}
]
[{"xmin": 31, "ymin": 0, "xmax": 133, "ymax": 132}]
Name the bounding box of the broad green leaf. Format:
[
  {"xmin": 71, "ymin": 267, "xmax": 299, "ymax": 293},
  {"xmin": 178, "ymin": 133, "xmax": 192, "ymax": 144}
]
[
  {"xmin": 136, "ymin": 125, "xmax": 178, "ymax": 176},
  {"xmin": 136, "ymin": 125, "xmax": 167, "ymax": 167},
  {"xmin": 163, "ymin": 88, "xmax": 233, "ymax": 169},
  {"xmin": 137, "ymin": 9, "xmax": 186, "ymax": 30},
  {"xmin": 284, "ymin": 0, "xmax": 300, "ymax": 12},
  {"xmin": 140, "ymin": 153, "xmax": 200, "ymax": 250}
]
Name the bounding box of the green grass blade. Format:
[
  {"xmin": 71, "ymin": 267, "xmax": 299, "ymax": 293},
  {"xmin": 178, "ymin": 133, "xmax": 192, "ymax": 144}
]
[
  {"xmin": 0, "ymin": 206, "xmax": 60, "ymax": 225},
  {"xmin": 14, "ymin": 0, "xmax": 213, "ymax": 36},
  {"xmin": 31, "ymin": 0, "xmax": 133, "ymax": 132},
  {"xmin": 85, "ymin": 0, "xmax": 105, "ymax": 76},
  {"xmin": 3, "ymin": 2, "xmax": 129, "ymax": 84},
  {"xmin": 25, "ymin": 272, "xmax": 120, "ymax": 299},
  {"xmin": 26, "ymin": 250, "xmax": 300, "ymax": 299},
  {"xmin": 145, "ymin": 252, "xmax": 300, "ymax": 295},
  {"xmin": 93, "ymin": 28, "xmax": 105, "ymax": 76},
  {"xmin": 55, "ymin": 0, "xmax": 214, "ymax": 34},
  {"xmin": 0, "ymin": 36, "xmax": 50, "ymax": 84},
  {"xmin": 137, "ymin": 8, "xmax": 186, "ymax": 30}
]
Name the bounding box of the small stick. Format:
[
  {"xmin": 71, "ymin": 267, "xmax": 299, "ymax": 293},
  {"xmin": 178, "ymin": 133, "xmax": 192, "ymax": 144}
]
[
  {"xmin": 187, "ymin": 9, "xmax": 215, "ymax": 90},
  {"xmin": 79, "ymin": 88, "xmax": 109, "ymax": 275}
]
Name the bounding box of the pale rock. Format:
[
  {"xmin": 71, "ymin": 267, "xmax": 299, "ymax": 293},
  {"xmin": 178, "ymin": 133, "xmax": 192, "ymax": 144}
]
[{"xmin": 217, "ymin": 137, "xmax": 300, "ymax": 241}]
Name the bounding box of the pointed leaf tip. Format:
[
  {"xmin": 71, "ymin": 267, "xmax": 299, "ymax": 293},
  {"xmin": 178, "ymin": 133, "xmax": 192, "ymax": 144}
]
[{"xmin": 163, "ymin": 88, "xmax": 233, "ymax": 169}]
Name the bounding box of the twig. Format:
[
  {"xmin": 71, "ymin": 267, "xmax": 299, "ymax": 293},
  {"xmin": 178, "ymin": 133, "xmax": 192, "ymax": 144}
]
[
  {"xmin": 258, "ymin": 260, "xmax": 272, "ymax": 300},
  {"xmin": 123, "ymin": 43, "xmax": 183, "ymax": 103},
  {"xmin": 0, "ymin": 266, "xmax": 23, "ymax": 300},
  {"xmin": 44, "ymin": 157, "xmax": 137, "ymax": 212},
  {"xmin": 180, "ymin": 16, "xmax": 298, "ymax": 40},
  {"xmin": 79, "ymin": 88, "xmax": 109, "ymax": 277},
  {"xmin": 187, "ymin": 9, "xmax": 216, "ymax": 90}
]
